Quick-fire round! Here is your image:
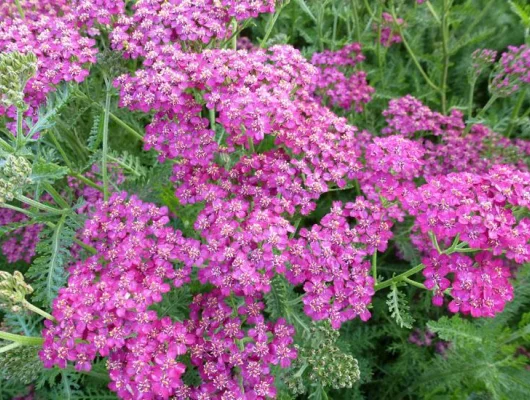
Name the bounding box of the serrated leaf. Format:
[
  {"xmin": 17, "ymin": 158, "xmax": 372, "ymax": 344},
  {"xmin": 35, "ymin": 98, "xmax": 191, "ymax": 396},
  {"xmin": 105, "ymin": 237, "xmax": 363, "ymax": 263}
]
[
  {"xmin": 26, "ymin": 215, "xmax": 75, "ymax": 305},
  {"xmin": 108, "ymin": 150, "xmax": 147, "ymax": 180},
  {"xmin": 293, "ymin": 0, "xmax": 317, "ymax": 23},
  {"xmin": 386, "ymin": 284, "xmax": 415, "ymax": 329},
  {"xmin": 509, "ymin": 0, "xmax": 530, "ymax": 28},
  {"xmin": 427, "ymin": 316, "xmax": 484, "ymax": 347},
  {"xmin": 0, "ymin": 221, "xmax": 36, "ymax": 236},
  {"xmin": 31, "ymin": 161, "xmax": 68, "ymax": 184}
]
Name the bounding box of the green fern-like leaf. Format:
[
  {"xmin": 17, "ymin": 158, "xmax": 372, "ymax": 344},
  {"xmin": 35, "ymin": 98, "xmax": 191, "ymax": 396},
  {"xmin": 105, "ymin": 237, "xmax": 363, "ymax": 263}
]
[
  {"xmin": 28, "ymin": 84, "xmax": 71, "ymax": 138},
  {"xmin": 30, "ymin": 160, "xmax": 69, "ymax": 184},
  {"xmin": 427, "ymin": 316, "xmax": 484, "ymax": 347},
  {"xmin": 26, "ymin": 214, "xmax": 75, "ymax": 306},
  {"xmin": 86, "ymin": 115, "xmax": 102, "ymax": 152},
  {"xmin": 108, "ymin": 150, "xmax": 147, "ymax": 181},
  {"xmin": 386, "ymin": 284, "xmax": 415, "ymax": 329},
  {"xmin": 509, "ymin": 0, "xmax": 530, "ymax": 28}
]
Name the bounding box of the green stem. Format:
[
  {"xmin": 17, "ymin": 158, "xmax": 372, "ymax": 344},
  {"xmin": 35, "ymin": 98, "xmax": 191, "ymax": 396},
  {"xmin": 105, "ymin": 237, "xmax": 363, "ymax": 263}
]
[
  {"xmin": 16, "ymin": 195, "xmax": 65, "ymax": 214},
  {"xmin": 0, "ymin": 331, "xmax": 43, "ymax": 346},
  {"xmin": 42, "ymin": 221, "xmax": 97, "ymax": 255},
  {"xmin": 260, "ymin": 6, "xmax": 284, "ymax": 48},
  {"xmin": 76, "ymin": 90, "xmax": 143, "ymax": 141},
  {"xmin": 467, "ymin": 78, "xmax": 477, "ymax": 119},
  {"xmin": 390, "ymin": 6, "xmax": 441, "ymax": 93},
  {"xmin": 290, "ymin": 218, "xmax": 301, "ymax": 239},
  {"xmin": 73, "ymin": 238, "xmax": 97, "ymax": 255},
  {"xmin": 0, "ymin": 342, "xmax": 23, "ymax": 354},
  {"xmin": 505, "ymin": 90, "xmax": 526, "ymax": 138},
  {"xmin": 22, "ymin": 300, "xmax": 56, "ymax": 322},
  {"xmin": 209, "ymin": 107, "xmax": 216, "ymax": 131},
  {"xmin": 109, "ymin": 113, "xmax": 143, "ymax": 141},
  {"xmin": 14, "ymin": 0, "xmax": 25, "ymax": 19},
  {"xmin": 362, "ymin": 0, "xmax": 376, "ymax": 19},
  {"xmin": 16, "ymin": 107, "xmax": 24, "ymax": 150},
  {"xmin": 463, "ymin": 94, "xmax": 498, "ymax": 135},
  {"xmin": 0, "ymin": 136, "xmax": 15, "ymax": 153},
  {"xmin": 102, "ymin": 82, "xmax": 111, "ymax": 201},
  {"xmin": 374, "ymin": 263, "xmax": 426, "ymax": 291},
  {"xmin": 0, "ymin": 203, "xmax": 34, "ymax": 218},
  {"xmin": 462, "ymin": 0, "xmax": 495, "ymax": 38},
  {"xmin": 440, "ymin": 0, "xmax": 450, "ymax": 114},
  {"xmin": 70, "ymin": 172, "xmax": 104, "ymax": 193},
  {"xmin": 43, "ymin": 183, "xmax": 70, "ymax": 209},
  {"xmin": 425, "ymin": 1, "xmax": 441, "ymax": 24},
  {"xmin": 231, "ymin": 19, "xmax": 238, "ymax": 50},
  {"xmin": 372, "ymin": 251, "xmax": 377, "ymax": 284},
  {"xmin": 351, "ymin": 0, "xmax": 361, "ymax": 43},
  {"xmin": 403, "ymin": 277, "xmax": 428, "ymax": 290},
  {"xmin": 47, "ymin": 130, "xmax": 74, "ymax": 170}
]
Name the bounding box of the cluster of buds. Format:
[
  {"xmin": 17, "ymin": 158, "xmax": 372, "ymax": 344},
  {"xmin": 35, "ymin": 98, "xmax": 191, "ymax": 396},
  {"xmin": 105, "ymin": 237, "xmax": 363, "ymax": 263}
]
[
  {"xmin": 0, "ymin": 271, "xmax": 33, "ymax": 312},
  {"xmin": 490, "ymin": 45, "xmax": 530, "ymax": 97},
  {"xmin": 0, "ymin": 52, "xmax": 37, "ymax": 111},
  {"xmin": 0, "ymin": 343, "xmax": 42, "ymax": 385},
  {"xmin": 469, "ymin": 49, "xmax": 497, "ymax": 79},
  {"xmin": 285, "ymin": 322, "xmax": 361, "ymax": 394},
  {"xmin": 0, "ymin": 155, "xmax": 32, "ymax": 203}
]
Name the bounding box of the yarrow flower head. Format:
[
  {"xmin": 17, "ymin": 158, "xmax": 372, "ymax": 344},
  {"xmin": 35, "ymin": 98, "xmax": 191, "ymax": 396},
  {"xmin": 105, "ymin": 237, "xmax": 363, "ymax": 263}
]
[
  {"xmin": 470, "ymin": 48, "xmax": 497, "ymax": 78},
  {"xmin": 311, "ymin": 43, "xmax": 374, "ymax": 112},
  {"xmin": 376, "ymin": 12, "xmax": 404, "ymax": 48},
  {"xmin": 285, "ymin": 198, "xmax": 393, "ymax": 329},
  {"xmin": 491, "ymin": 44, "xmax": 530, "ymax": 97},
  {"xmin": 111, "ymin": 0, "xmax": 276, "ymax": 59},
  {"xmin": 0, "ymin": 3, "xmax": 98, "ymax": 119},
  {"xmin": 402, "ymin": 165, "xmax": 530, "ymax": 317}
]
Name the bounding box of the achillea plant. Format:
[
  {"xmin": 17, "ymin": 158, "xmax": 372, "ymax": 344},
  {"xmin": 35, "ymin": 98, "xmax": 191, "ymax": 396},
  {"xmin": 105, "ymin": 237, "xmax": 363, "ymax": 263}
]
[{"xmin": 0, "ymin": 0, "xmax": 529, "ymax": 399}]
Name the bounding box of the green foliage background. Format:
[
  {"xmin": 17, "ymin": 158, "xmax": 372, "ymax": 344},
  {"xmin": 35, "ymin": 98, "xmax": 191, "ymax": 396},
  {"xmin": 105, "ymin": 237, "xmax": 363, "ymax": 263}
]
[{"xmin": 1, "ymin": 0, "xmax": 530, "ymax": 399}]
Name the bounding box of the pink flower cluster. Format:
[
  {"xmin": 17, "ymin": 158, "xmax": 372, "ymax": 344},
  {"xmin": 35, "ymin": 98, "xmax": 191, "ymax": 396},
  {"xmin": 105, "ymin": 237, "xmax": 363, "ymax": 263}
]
[
  {"xmin": 422, "ymin": 251, "xmax": 513, "ymax": 318},
  {"xmin": 40, "ymin": 193, "xmax": 296, "ymax": 399},
  {"xmin": 111, "ymin": 0, "xmax": 275, "ymax": 59},
  {"xmin": 185, "ymin": 290, "xmax": 296, "ymax": 399},
  {"xmin": 402, "ymin": 165, "xmax": 530, "ymax": 316},
  {"xmin": 0, "ymin": 207, "xmax": 42, "ymax": 263},
  {"xmin": 377, "ymin": 12, "xmax": 403, "ymax": 48},
  {"xmin": 0, "ymin": 2, "xmax": 98, "ymax": 119},
  {"xmin": 382, "ymin": 95, "xmax": 464, "ymax": 137},
  {"xmin": 311, "ymin": 43, "xmax": 374, "ymax": 112},
  {"xmin": 471, "ymin": 48, "xmax": 497, "ymax": 77},
  {"xmin": 71, "ymin": 0, "xmax": 125, "ymax": 28},
  {"xmin": 40, "ymin": 193, "xmax": 205, "ymax": 394},
  {"xmin": 491, "ymin": 45, "xmax": 530, "ymax": 96},
  {"xmin": 285, "ymin": 199, "xmax": 393, "ymax": 329},
  {"xmin": 382, "ymin": 95, "xmax": 529, "ymax": 176}
]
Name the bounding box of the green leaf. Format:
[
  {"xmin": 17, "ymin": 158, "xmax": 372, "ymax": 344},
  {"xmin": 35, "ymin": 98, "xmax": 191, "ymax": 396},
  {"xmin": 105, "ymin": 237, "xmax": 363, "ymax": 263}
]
[
  {"xmin": 30, "ymin": 161, "xmax": 68, "ymax": 184},
  {"xmin": 108, "ymin": 150, "xmax": 147, "ymax": 180},
  {"xmin": 427, "ymin": 316, "xmax": 484, "ymax": 347},
  {"xmin": 386, "ymin": 284, "xmax": 415, "ymax": 329},
  {"xmin": 26, "ymin": 215, "xmax": 76, "ymax": 305},
  {"xmin": 28, "ymin": 84, "xmax": 71, "ymax": 139},
  {"xmin": 0, "ymin": 221, "xmax": 36, "ymax": 236},
  {"xmin": 509, "ymin": 0, "xmax": 530, "ymax": 28},
  {"xmin": 293, "ymin": 0, "xmax": 318, "ymax": 23}
]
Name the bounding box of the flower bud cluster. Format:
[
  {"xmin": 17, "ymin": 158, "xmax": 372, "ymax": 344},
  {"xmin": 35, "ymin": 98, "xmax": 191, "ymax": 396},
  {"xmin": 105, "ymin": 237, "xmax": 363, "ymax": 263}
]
[
  {"xmin": 0, "ymin": 271, "xmax": 33, "ymax": 312},
  {"xmin": 0, "ymin": 155, "xmax": 32, "ymax": 203},
  {"xmin": 0, "ymin": 51, "xmax": 37, "ymax": 110},
  {"xmin": 286, "ymin": 322, "xmax": 360, "ymax": 394}
]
